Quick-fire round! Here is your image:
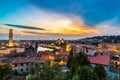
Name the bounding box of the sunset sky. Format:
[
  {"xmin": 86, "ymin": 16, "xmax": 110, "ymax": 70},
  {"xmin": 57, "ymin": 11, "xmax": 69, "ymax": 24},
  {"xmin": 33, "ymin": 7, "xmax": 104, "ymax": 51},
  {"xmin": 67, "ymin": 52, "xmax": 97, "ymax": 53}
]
[{"xmin": 0, "ymin": 0, "xmax": 120, "ymax": 40}]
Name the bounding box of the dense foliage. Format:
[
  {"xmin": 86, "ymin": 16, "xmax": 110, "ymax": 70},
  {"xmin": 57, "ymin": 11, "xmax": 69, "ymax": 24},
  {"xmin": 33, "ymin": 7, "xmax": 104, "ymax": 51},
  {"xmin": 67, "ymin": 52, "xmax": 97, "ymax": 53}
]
[
  {"xmin": 0, "ymin": 63, "xmax": 12, "ymax": 80},
  {"xmin": 67, "ymin": 51, "xmax": 90, "ymax": 68},
  {"xmin": 72, "ymin": 66, "xmax": 99, "ymax": 80},
  {"xmin": 26, "ymin": 51, "xmax": 120, "ymax": 80},
  {"xmin": 26, "ymin": 62, "xmax": 66, "ymax": 80},
  {"xmin": 66, "ymin": 51, "xmax": 98, "ymax": 80},
  {"xmin": 94, "ymin": 64, "xmax": 107, "ymax": 80}
]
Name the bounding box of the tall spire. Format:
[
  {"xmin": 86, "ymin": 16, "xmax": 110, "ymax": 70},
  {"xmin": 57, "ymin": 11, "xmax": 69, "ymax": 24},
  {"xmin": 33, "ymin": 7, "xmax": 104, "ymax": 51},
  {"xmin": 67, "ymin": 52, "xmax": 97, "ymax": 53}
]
[{"xmin": 9, "ymin": 29, "xmax": 14, "ymax": 46}]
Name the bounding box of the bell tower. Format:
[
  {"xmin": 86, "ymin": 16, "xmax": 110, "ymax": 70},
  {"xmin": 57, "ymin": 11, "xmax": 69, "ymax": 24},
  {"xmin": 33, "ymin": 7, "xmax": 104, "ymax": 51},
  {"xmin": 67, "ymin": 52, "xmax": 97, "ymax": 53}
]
[{"xmin": 9, "ymin": 29, "xmax": 14, "ymax": 46}]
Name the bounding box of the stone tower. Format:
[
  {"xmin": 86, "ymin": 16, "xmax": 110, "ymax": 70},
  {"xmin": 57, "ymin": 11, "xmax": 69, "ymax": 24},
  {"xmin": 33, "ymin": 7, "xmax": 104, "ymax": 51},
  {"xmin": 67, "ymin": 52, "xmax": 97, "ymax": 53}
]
[{"xmin": 9, "ymin": 29, "xmax": 14, "ymax": 46}]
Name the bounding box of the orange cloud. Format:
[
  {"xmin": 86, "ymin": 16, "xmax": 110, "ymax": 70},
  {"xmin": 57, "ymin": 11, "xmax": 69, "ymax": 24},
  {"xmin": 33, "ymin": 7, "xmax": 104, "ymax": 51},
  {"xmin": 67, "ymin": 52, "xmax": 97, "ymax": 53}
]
[
  {"xmin": 0, "ymin": 6, "xmax": 101, "ymax": 38},
  {"xmin": 59, "ymin": 23, "xmax": 100, "ymax": 35}
]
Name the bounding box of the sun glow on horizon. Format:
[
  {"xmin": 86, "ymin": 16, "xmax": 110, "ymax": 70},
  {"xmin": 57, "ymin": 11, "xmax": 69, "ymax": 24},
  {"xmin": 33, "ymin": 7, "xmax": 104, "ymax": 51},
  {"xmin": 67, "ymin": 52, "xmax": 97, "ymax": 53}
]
[{"xmin": 0, "ymin": 3, "xmax": 120, "ymax": 40}]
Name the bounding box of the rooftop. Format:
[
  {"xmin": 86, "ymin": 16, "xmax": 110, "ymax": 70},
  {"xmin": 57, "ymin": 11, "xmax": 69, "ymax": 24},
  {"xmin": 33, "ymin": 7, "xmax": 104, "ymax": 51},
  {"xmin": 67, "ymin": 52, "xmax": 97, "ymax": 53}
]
[
  {"xmin": 88, "ymin": 55, "xmax": 110, "ymax": 66},
  {"xmin": 11, "ymin": 57, "xmax": 45, "ymax": 64}
]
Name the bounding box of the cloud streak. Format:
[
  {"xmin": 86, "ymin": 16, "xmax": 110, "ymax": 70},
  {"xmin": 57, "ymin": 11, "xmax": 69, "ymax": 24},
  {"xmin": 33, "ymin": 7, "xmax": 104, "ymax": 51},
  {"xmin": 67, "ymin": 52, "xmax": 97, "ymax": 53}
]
[
  {"xmin": 2, "ymin": 23, "xmax": 45, "ymax": 30},
  {"xmin": 2, "ymin": 5, "xmax": 100, "ymax": 37},
  {"xmin": 1, "ymin": 5, "xmax": 119, "ymax": 40}
]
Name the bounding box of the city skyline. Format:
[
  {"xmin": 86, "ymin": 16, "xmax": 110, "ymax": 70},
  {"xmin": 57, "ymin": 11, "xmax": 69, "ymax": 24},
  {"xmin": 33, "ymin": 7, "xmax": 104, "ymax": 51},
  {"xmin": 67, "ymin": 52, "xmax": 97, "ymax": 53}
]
[{"xmin": 0, "ymin": 0, "xmax": 120, "ymax": 40}]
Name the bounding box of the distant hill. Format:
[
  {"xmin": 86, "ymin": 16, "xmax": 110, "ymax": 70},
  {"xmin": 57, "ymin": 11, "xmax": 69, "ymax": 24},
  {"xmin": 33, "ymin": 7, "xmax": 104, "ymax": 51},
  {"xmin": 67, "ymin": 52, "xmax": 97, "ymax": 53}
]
[{"xmin": 73, "ymin": 35, "xmax": 120, "ymax": 46}]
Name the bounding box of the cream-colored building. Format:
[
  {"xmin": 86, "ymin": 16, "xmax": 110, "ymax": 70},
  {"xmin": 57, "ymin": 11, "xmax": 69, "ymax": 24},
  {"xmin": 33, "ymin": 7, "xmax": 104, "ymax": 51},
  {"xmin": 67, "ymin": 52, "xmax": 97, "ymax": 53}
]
[
  {"xmin": 0, "ymin": 47, "xmax": 25, "ymax": 57},
  {"xmin": 81, "ymin": 45, "xmax": 96, "ymax": 56},
  {"xmin": 11, "ymin": 58, "xmax": 45, "ymax": 73}
]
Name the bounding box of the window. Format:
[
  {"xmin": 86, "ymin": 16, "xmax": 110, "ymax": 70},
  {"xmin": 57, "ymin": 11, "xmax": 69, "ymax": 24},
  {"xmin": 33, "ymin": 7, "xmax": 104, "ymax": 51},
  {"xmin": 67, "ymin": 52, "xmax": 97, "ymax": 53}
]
[
  {"xmin": 21, "ymin": 69, "xmax": 23, "ymax": 72},
  {"xmin": 15, "ymin": 64, "xmax": 17, "ymax": 67},
  {"xmin": 21, "ymin": 63, "xmax": 23, "ymax": 66}
]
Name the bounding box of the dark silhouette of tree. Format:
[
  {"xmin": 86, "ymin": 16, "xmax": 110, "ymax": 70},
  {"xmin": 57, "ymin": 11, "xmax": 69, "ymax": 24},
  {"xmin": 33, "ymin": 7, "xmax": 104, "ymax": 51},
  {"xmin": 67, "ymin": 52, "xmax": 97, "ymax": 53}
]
[
  {"xmin": 26, "ymin": 62, "xmax": 66, "ymax": 80},
  {"xmin": 67, "ymin": 51, "xmax": 90, "ymax": 79},
  {"xmin": 0, "ymin": 63, "xmax": 12, "ymax": 80},
  {"xmin": 67, "ymin": 48, "xmax": 74, "ymax": 68},
  {"xmin": 94, "ymin": 64, "xmax": 107, "ymax": 80},
  {"xmin": 67, "ymin": 51, "xmax": 90, "ymax": 69},
  {"xmin": 72, "ymin": 66, "xmax": 99, "ymax": 80}
]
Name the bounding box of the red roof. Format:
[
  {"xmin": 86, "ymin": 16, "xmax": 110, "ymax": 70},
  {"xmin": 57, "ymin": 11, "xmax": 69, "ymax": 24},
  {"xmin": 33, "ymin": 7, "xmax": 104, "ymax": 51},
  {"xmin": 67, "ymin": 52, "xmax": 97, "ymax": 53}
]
[{"xmin": 88, "ymin": 55, "xmax": 110, "ymax": 66}]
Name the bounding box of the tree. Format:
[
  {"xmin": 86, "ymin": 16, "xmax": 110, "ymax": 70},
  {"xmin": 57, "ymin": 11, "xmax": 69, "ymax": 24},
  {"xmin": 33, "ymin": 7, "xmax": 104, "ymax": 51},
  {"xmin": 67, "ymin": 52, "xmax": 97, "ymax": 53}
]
[
  {"xmin": 67, "ymin": 51, "xmax": 90, "ymax": 69},
  {"xmin": 0, "ymin": 63, "xmax": 12, "ymax": 80},
  {"xmin": 67, "ymin": 48, "xmax": 74, "ymax": 68},
  {"xmin": 67, "ymin": 51, "xmax": 94, "ymax": 80},
  {"xmin": 67, "ymin": 66, "xmax": 99, "ymax": 80},
  {"xmin": 94, "ymin": 64, "xmax": 107, "ymax": 80},
  {"xmin": 76, "ymin": 51, "xmax": 90, "ymax": 66},
  {"xmin": 26, "ymin": 62, "xmax": 66, "ymax": 80},
  {"xmin": 77, "ymin": 66, "xmax": 99, "ymax": 80}
]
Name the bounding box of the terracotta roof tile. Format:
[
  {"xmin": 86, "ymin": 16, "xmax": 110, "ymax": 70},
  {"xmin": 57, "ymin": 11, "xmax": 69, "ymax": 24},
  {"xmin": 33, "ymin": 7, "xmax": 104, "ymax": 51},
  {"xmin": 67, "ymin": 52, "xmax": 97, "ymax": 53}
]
[{"xmin": 88, "ymin": 55, "xmax": 110, "ymax": 66}]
